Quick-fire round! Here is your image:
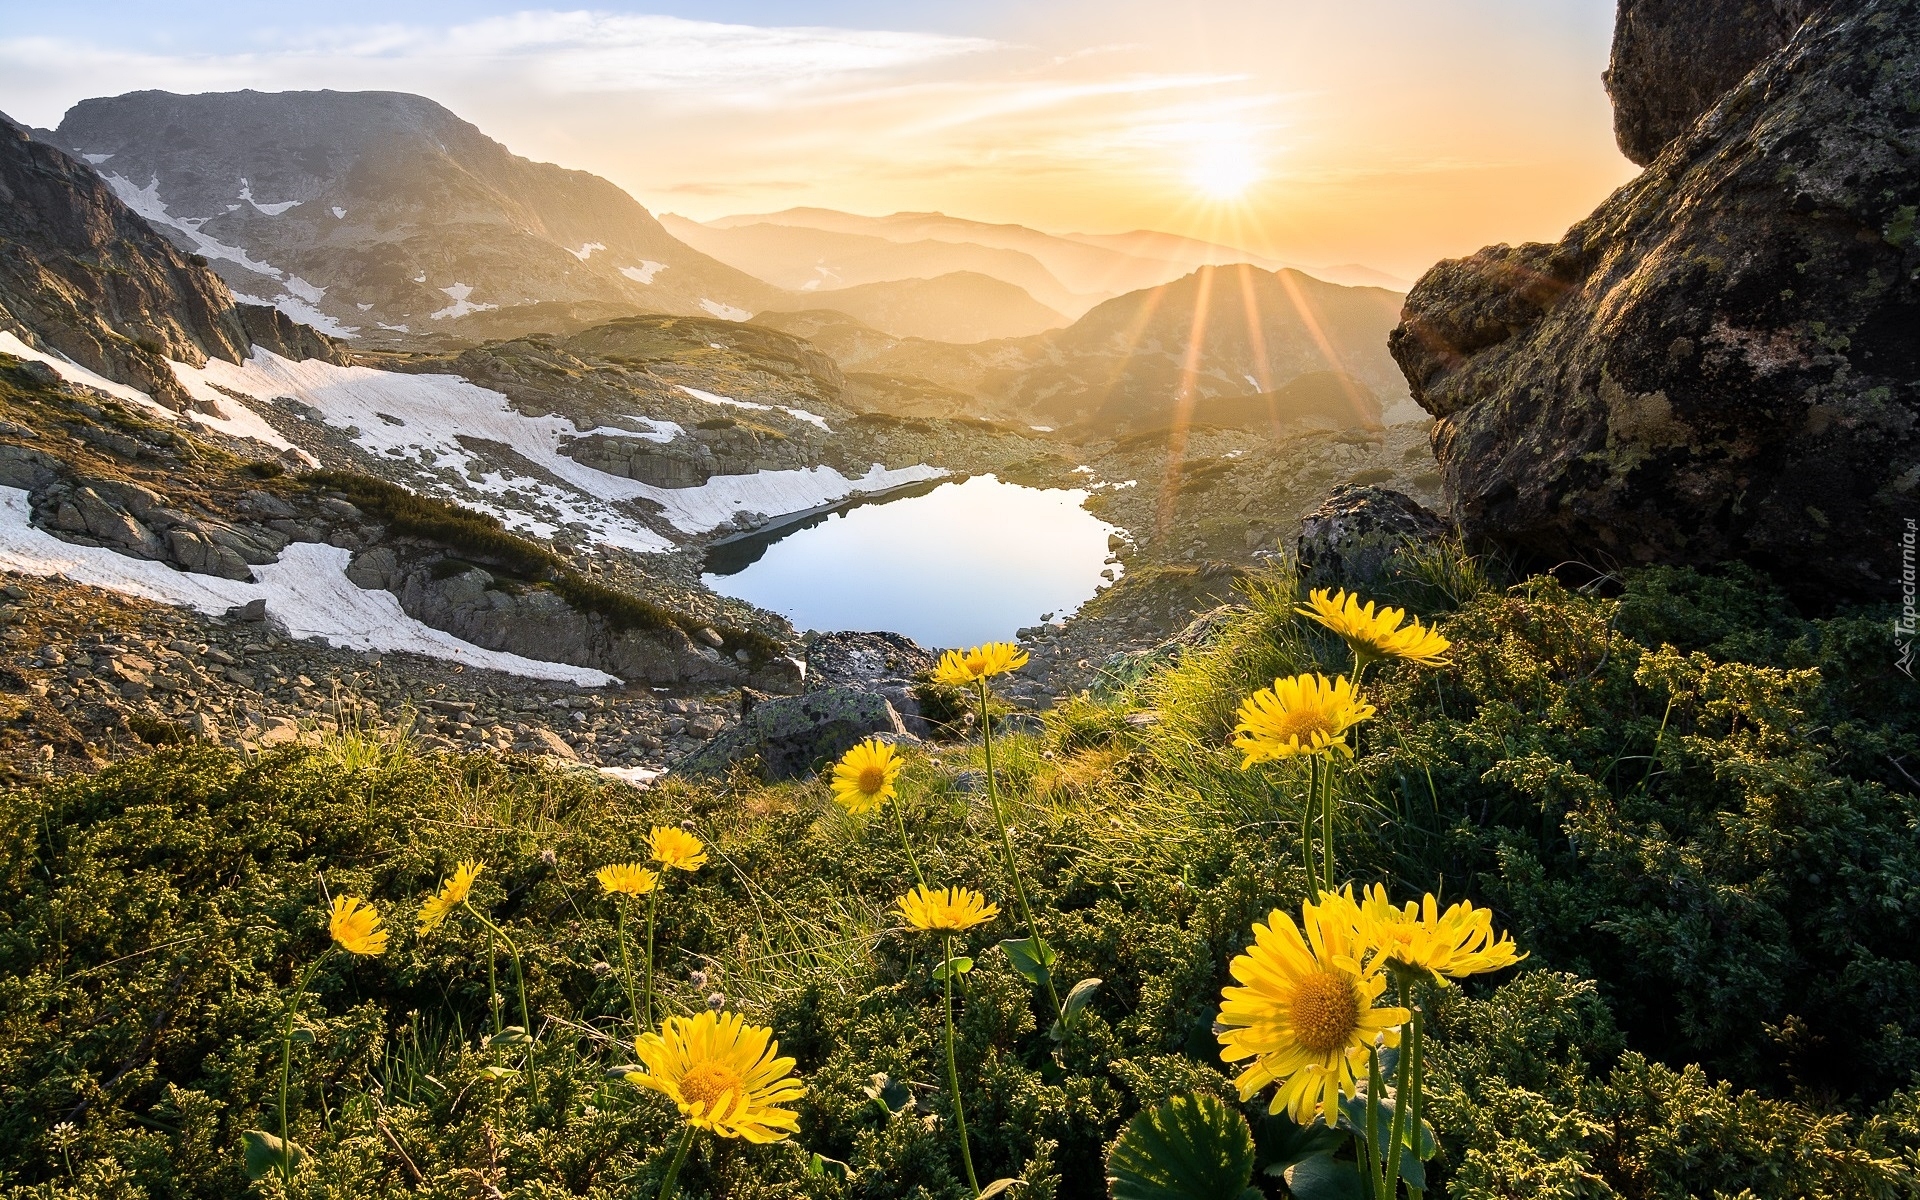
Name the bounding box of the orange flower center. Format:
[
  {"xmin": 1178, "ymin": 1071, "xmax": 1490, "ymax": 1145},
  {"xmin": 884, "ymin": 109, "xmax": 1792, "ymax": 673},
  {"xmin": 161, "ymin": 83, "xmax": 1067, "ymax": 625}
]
[
  {"xmin": 679, "ymin": 1062, "xmax": 744, "ymax": 1111},
  {"xmin": 1289, "ymin": 968, "xmax": 1361, "ymax": 1055},
  {"xmin": 857, "ymin": 765, "xmax": 887, "ymax": 795},
  {"xmin": 1275, "ymin": 709, "xmax": 1334, "ymax": 744}
]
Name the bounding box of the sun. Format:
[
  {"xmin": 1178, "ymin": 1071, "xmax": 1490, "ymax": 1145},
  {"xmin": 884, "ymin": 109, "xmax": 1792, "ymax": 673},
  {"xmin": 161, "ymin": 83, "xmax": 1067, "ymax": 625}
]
[{"xmin": 1186, "ymin": 141, "xmax": 1263, "ymax": 200}]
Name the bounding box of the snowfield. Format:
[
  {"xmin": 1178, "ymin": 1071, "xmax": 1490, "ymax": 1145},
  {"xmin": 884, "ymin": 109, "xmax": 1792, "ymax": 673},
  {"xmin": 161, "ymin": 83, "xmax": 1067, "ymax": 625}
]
[{"xmin": 0, "ymin": 487, "xmax": 615, "ymax": 686}]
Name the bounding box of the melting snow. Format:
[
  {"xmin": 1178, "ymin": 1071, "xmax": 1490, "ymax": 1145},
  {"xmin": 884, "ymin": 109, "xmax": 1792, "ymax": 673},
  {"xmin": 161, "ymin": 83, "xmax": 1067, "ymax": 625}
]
[
  {"xmin": 620, "ymin": 261, "xmax": 666, "ymax": 285},
  {"xmin": 237, "ymin": 177, "xmax": 302, "ymax": 215},
  {"xmin": 1244, "ymin": 373, "xmax": 1263, "ymax": 390},
  {"xmin": 699, "ymin": 299, "xmax": 751, "ymax": 321},
  {"xmin": 0, "ymin": 331, "xmax": 169, "ymax": 412},
  {"xmin": 412, "ymin": 272, "xmax": 428, "ymax": 284},
  {"xmin": 331, "ymin": 206, "xmax": 347, "ymax": 219},
  {"xmin": 431, "ymin": 283, "xmax": 497, "ymax": 321},
  {"xmin": 81, "ymin": 152, "xmax": 113, "ymax": 164},
  {"xmin": 678, "ymin": 385, "xmax": 832, "ymax": 433},
  {"xmin": 571, "ymin": 242, "xmax": 606, "ymax": 261},
  {"xmin": 0, "ymin": 487, "xmax": 613, "ymax": 685}
]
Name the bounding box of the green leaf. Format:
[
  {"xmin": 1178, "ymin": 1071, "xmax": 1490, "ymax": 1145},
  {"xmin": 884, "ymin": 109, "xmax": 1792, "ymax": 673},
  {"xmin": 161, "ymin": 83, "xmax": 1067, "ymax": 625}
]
[
  {"xmin": 933, "ymin": 955, "xmax": 974, "ymax": 981},
  {"xmin": 1255, "ymin": 1109, "xmax": 1346, "ymax": 1174},
  {"xmin": 241, "ymin": 1130, "xmax": 305, "ymax": 1181},
  {"xmin": 605, "ymin": 1064, "xmax": 645, "ymax": 1080},
  {"xmin": 1049, "ymin": 977, "xmax": 1103, "ymax": 1039},
  {"xmin": 978, "ymin": 1179, "xmax": 1024, "ymax": 1199},
  {"xmin": 998, "ymin": 936, "xmax": 1056, "ymax": 986},
  {"xmin": 1108, "ymin": 1093, "xmax": 1256, "ymax": 1200},
  {"xmin": 1283, "ymin": 1154, "xmax": 1365, "ymax": 1200},
  {"xmin": 807, "ymin": 1152, "xmax": 850, "ymax": 1179},
  {"xmin": 1398, "ymin": 1150, "xmax": 1427, "ymax": 1190},
  {"xmin": 288, "ymin": 1028, "xmax": 316, "ymax": 1045},
  {"xmin": 484, "ymin": 1026, "xmax": 531, "ymax": 1048},
  {"xmin": 479, "ymin": 1065, "xmax": 519, "ymax": 1081}
]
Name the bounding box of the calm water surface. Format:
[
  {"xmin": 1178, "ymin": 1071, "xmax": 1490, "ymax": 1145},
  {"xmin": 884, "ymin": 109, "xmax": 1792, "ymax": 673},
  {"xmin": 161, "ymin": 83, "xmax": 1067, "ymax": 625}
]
[{"xmin": 702, "ymin": 474, "xmax": 1122, "ymax": 648}]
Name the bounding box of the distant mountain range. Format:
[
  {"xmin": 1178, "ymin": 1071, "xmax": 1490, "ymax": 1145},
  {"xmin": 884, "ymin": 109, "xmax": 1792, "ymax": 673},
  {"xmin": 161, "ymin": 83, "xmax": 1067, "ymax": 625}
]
[{"xmin": 40, "ymin": 90, "xmax": 779, "ymax": 344}]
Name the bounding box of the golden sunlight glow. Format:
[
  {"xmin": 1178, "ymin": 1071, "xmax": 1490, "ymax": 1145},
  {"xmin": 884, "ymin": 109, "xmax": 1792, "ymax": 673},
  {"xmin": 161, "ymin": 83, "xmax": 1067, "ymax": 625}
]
[{"xmin": 1185, "ymin": 129, "xmax": 1264, "ymax": 200}]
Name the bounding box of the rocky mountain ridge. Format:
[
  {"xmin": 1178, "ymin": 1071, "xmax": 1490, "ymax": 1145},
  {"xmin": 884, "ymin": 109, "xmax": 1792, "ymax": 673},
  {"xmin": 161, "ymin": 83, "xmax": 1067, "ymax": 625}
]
[{"xmin": 44, "ymin": 89, "xmax": 782, "ymax": 345}]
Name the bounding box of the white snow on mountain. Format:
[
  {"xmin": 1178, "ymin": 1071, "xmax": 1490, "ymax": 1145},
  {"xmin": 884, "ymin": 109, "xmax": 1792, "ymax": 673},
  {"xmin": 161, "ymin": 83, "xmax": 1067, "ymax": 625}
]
[
  {"xmin": 677, "ymin": 385, "xmax": 832, "ymax": 433},
  {"xmin": 430, "ymin": 282, "xmax": 497, "ymax": 321},
  {"xmin": 81, "ymin": 152, "xmax": 113, "ymax": 164},
  {"xmin": 0, "ymin": 487, "xmax": 614, "ymax": 686},
  {"xmin": 620, "ymin": 261, "xmax": 667, "ymax": 284},
  {"xmin": 331, "ymin": 206, "xmax": 347, "ymax": 219},
  {"xmin": 238, "ymin": 178, "xmax": 302, "ymax": 215},
  {"xmin": 699, "ymin": 298, "xmax": 751, "ymax": 321},
  {"xmin": 571, "ymin": 242, "xmax": 607, "ymax": 261}
]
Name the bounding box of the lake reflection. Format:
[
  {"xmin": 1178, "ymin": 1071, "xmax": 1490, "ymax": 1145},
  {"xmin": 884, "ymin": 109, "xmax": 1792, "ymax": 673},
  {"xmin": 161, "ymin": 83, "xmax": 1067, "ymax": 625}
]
[{"xmin": 702, "ymin": 474, "xmax": 1121, "ymax": 648}]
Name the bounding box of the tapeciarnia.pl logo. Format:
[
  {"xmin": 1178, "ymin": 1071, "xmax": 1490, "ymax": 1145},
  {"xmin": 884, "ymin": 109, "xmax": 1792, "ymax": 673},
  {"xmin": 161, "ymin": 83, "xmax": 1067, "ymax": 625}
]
[{"xmin": 1899, "ymin": 517, "xmax": 1916, "ymax": 679}]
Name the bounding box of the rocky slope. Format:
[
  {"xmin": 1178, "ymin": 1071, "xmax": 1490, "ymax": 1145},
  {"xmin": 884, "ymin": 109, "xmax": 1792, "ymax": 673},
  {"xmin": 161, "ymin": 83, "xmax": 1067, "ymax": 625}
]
[
  {"xmin": 1391, "ymin": 0, "xmax": 1917, "ymax": 598},
  {"xmin": 44, "ymin": 90, "xmax": 782, "ymax": 345},
  {"xmin": 0, "ymin": 114, "xmax": 340, "ymax": 410}
]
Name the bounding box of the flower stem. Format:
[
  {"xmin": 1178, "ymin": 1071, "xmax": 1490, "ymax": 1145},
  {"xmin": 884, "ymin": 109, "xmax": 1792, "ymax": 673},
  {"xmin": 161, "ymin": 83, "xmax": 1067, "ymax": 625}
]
[
  {"xmin": 277, "ymin": 950, "xmax": 328, "ymax": 1182},
  {"xmin": 943, "ymin": 933, "xmax": 981, "ymax": 1196},
  {"xmin": 1365, "ymin": 1044, "xmax": 1387, "ymax": 1199},
  {"xmin": 1384, "ymin": 977, "xmax": 1413, "ymax": 1198},
  {"xmin": 1301, "ymin": 757, "xmax": 1320, "ymax": 896},
  {"xmin": 891, "ymin": 792, "xmax": 926, "ymax": 889},
  {"xmin": 615, "ymin": 897, "xmax": 642, "ymax": 1034},
  {"xmin": 643, "ymin": 886, "xmax": 659, "ymax": 1028},
  {"xmin": 1407, "ymin": 994, "xmax": 1428, "ymax": 1200},
  {"xmin": 1321, "ymin": 752, "xmax": 1336, "ymax": 894},
  {"xmin": 978, "ymin": 679, "xmax": 1062, "ymax": 1019},
  {"xmin": 486, "ymin": 925, "xmax": 501, "ymax": 1035},
  {"xmin": 657, "ymin": 1125, "xmax": 695, "ymax": 1200},
  {"xmin": 468, "ymin": 903, "xmax": 538, "ymax": 1106}
]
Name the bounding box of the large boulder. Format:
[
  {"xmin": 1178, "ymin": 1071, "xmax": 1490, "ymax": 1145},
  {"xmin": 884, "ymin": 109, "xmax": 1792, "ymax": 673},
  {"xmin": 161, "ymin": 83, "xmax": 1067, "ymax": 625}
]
[
  {"xmin": 1389, "ymin": 0, "xmax": 1918, "ymax": 601},
  {"xmin": 804, "ymin": 630, "xmax": 937, "ymax": 737},
  {"xmin": 676, "ymin": 687, "xmax": 909, "ymax": 781},
  {"xmin": 1603, "ymin": 0, "xmax": 1823, "ymax": 166},
  {"xmin": 1296, "ymin": 486, "xmax": 1449, "ymax": 587}
]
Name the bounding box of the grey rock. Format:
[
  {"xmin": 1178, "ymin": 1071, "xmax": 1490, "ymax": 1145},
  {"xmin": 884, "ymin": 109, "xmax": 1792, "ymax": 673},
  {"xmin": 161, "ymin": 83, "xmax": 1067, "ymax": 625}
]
[
  {"xmin": 226, "ymin": 598, "xmax": 269, "ymax": 622},
  {"xmin": 237, "ymin": 489, "xmax": 297, "ymax": 519},
  {"xmin": 677, "ymin": 687, "xmax": 907, "ymax": 781},
  {"xmin": 1604, "ymin": 0, "xmax": 1820, "ymax": 166},
  {"xmin": 805, "ymin": 630, "xmax": 938, "ymax": 737},
  {"xmin": 167, "ymin": 528, "xmax": 254, "ymax": 580},
  {"xmin": 1389, "ymin": 0, "xmax": 1919, "ymax": 599},
  {"xmin": 1296, "ymin": 486, "xmax": 1448, "ymax": 586},
  {"xmin": 0, "ymin": 444, "xmax": 64, "ymax": 490}
]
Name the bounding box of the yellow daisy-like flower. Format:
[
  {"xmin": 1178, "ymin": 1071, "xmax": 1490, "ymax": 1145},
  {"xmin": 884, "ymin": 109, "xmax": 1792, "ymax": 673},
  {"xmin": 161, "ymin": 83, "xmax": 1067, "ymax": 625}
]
[
  {"xmin": 1358, "ymin": 885, "xmax": 1526, "ymax": 986},
  {"xmin": 896, "ymin": 885, "xmax": 1000, "ymax": 934},
  {"xmin": 626, "ymin": 1010, "xmax": 805, "ymax": 1143},
  {"xmin": 1217, "ymin": 889, "xmax": 1409, "ymax": 1128},
  {"xmin": 650, "ymin": 826, "xmax": 708, "ymax": 873},
  {"xmin": 328, "ymin": 894, "xmax": 389, "ymax": 957},
  {"xmin": 930, "ymin": 641, "xmax": 1029, "ymax": 687},
  {"xmin": 828, "ymin": 738, "xmax": 903, "ymax": 816},
  {"xmin": 416, "ymin": 860, "xmax": 484, "ymax": 935},
  {"xmin": 1231, "ymin": 673, "xmax": 1376, "ymax": 768},
  {"xmin": 1298, "ymin": 588, "xmax": 1451, "ymax": 667},
  {"xmin": 595, "ymin": 862, "xmax": 659, "ymax": 897}
]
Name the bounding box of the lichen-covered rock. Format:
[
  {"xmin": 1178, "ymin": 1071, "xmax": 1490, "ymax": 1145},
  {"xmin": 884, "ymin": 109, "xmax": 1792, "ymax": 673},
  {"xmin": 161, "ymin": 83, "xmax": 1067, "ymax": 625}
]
[
  {"xmin": 676, "ymin": 687, "xmax": 908, "ymax": 781},
  {"xmin": 804, "ymin": 630, "xmax": 938, "ymax": 737},
  {"xmin": 1296, "ymin": 485, "xmax": 1448, "ymax": 587},
  {"xmin": 1603, "ymin": 0, "xmax": 1821, "ymax": 166},
  {"xmin": 1390, "ymin": 0, "xmax": 1919, "ymax": 600}
]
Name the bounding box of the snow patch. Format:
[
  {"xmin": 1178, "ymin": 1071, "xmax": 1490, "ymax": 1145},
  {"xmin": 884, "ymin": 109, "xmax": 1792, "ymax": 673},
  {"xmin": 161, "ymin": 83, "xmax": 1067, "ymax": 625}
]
[
  {"xmin": 620, "ymin": 261, "xmax": 666, "ymax": 284},
  {"xmin": 700, "ymin": 299, "xmax": 752, "ymax": 321},
  {"xmin": 431, "ymin": 283, "xmax": 497, "ymax": 321},
  {"xmin": 678, "ymin": 386, "xmax": 832, "ymax": 433},
  {"xmin": 331, "ymin": 206, "xmax": 347, "ymax": 219},
  {"xmin": 0, "ymin": 488, "xmax": 613, "ymax": 686},
  {"xmin": 571, "ymin": 242, "xmax": 606, "ymax": 261},
  {"xmin": 412, "ymin": 272, "xmax": 428, "ymax": 284},
  {"xmin": 238, "ymin": 177, "xmax": 302, "ymax": 215},
  {"xmin": 576, "ymin": 417, "xmax": 683, "ymax": 444},
  {"xmin": 1244, "ymin": 373, "xmax": 1263, "ymax": 390},
  {"xmin": 81, "ymin": 152, "xmax": 113, "ymax": 164}
]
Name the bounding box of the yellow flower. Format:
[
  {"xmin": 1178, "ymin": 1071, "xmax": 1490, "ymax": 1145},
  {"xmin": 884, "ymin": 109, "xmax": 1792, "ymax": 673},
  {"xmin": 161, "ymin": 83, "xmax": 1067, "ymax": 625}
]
[
  {"xmin": 650, "ymin": 826, "xmax": 708, "ymax": 873},
  {"xmin": 896, "ymin": 886, "xmax": 1000, "ymax": 934},
  {"xmin": 829, "ymin": 739, "xmax": 903, "ymax": 815},
  {"xmin": 626, "ymin": 1010, "xmax": 805, "ymax": 1143},
  {"xmin": 1232, "ymin": 673, "xmax": 1376, "ymax": 767},
  {"xmin": 328, "ymin": 894, "xmax": 388, "ymax": 957},
  {"xmin": 930, "ymin": 642, "xmax": 1029, "ymax": 687},
  {"xmin": 1358, "ymin": 885, "xmax": 1526, "ymax": 985},
  {"xmin": 1216, "ymin": 889, "xmax": 1408, "ymax": 1128},
  {"xmin": 416, "ymin": 860, "xmax": 484, "ymax": 935},
  {"xmin": 1298, "ymin": 588, "xmax": 1451, "ymax": 667},
  {"xmin": 596, "ymin": 862, "xmax": 660, "ymax": 897}
]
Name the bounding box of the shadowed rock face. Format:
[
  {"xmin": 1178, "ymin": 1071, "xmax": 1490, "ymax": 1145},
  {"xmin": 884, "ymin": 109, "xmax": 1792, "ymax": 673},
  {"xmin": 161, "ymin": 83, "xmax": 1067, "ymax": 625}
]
[
  {"xmin": 1604, "ymin": 0, "xmax": 1824, "ymax": 165},
  {"xmin": 0, "ymin": 115, "xmax": 340, "ymax": 409},
  {"xmin": 1390, "ymin": 0, "xmax": 1918, "ymax": 600}
]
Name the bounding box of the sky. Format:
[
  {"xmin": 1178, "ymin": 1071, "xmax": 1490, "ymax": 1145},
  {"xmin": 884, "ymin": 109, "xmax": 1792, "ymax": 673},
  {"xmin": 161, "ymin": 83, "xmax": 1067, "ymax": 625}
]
[{"xmin": 0, "ymin": 0, "xmax": 1639, "ymax": 280}]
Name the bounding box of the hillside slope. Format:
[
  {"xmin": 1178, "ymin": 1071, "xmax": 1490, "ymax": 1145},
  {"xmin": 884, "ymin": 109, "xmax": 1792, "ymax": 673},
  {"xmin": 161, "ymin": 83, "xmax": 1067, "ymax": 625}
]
[
  {"xmin": 760, "ymin": 272, "xmax": 1070, "ymax": 342},
  {"xmin": 47, "ymin": 90, "xmax": 784, "ymax": 344}
]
